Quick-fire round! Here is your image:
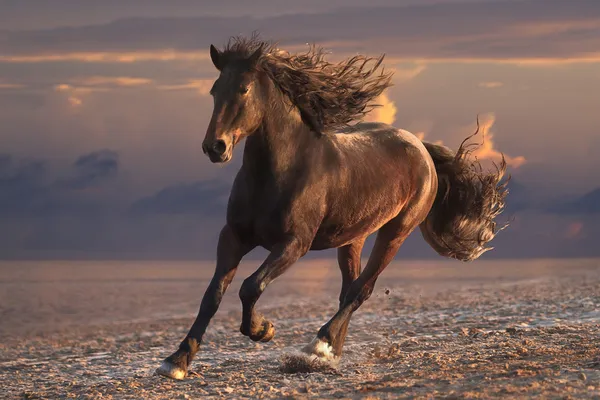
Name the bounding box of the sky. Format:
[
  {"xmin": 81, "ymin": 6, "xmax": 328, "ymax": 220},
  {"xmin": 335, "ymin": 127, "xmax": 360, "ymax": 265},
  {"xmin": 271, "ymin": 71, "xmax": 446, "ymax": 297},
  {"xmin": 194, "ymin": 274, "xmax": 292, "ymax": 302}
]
[{"xmin": 1, "ymin": 0, "xmax": 599, "ymax": 260}]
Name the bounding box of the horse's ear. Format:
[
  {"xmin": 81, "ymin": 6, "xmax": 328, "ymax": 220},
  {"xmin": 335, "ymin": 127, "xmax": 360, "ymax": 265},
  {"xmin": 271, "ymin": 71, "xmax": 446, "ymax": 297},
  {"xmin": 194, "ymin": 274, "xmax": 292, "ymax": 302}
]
[
  {"xmin": 247, "ymin": 47, "xmax": 262, "ymax": 67},
  {"xmin": 210, "ymin": 44, "xmax": 223, "ymax": 71}
]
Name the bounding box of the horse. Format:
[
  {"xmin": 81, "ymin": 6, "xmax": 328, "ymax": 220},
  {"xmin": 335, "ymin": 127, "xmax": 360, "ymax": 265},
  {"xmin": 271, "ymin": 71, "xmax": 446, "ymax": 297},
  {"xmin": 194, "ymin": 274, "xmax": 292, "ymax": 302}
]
[{"xmin": 156, "ymin": 34, "xmax": 508, "ymax": 380}]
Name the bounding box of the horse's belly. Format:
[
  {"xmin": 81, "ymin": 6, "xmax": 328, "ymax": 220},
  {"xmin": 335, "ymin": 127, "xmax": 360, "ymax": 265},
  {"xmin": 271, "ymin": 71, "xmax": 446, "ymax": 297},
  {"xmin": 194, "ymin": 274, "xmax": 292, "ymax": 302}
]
[{"xmin": 310, "ymin": 204, "xmax": 401, "ymax": 250}]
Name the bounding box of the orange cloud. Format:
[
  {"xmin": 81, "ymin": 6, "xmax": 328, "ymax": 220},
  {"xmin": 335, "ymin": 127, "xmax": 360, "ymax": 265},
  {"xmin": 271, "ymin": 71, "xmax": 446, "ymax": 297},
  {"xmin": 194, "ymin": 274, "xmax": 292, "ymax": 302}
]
[
  {"xmin": 470, "ymin": 113, "xmax": 526, "ymax": 168},
  {"xmin": 388, "ymin": 64, "xmax": 427, "ymax": 82},
  {"xmin": 2, "ymin": 47, "xmax": 600, "ymax": 68},
  {"xmin": 71, "ymin": 76, "xmax": 153, "ymax": 87},
  {"xmin": 156, "ymin": 79, "xmax": 214, "ymax": 95},
  {"xmin": 507, "ymin": 19, "xmax": 600, "ymax": 37},
  {"xmin": 54, "ymin": 83, "xmax": 108, "ymax": 107},
  {"xmin": 478, "ymin": 81, "xmax": 504, "ymax": 89},
  {"xmin": 67, "ymin": 96, "xmax": 83, "ymax": 107},
  {"xmin": 0, "ymin": 82, "xmax": 25, "ymax": 89},
  {"xmin": 0, "ymin": 50, "xmax": 210, "ymax": 64},
  {"xmin": 415, "ymin": 131, "xmax": 444, "ymax": 146},
  {"xmin": 364, "ymin": 93, "xmax": 397, "ymax": 125}
]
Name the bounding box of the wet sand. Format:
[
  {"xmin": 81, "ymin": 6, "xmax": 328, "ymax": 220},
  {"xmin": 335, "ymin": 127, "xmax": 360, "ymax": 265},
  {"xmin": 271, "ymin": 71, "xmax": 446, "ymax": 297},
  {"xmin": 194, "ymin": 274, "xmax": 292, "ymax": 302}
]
[{"xmin": 1, "ymin": 258, "xmax": 599, "ymax": 399}]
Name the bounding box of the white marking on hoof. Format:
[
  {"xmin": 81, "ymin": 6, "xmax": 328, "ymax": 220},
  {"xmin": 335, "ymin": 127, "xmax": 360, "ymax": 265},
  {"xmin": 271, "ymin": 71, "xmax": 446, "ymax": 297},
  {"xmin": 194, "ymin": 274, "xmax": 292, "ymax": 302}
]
[
  {"xmin": 156, "ymin": 361, "xmax": 186, "ymax": 380},
  {"xmin": 301, "ymin": 337, "xmax": 339, "ymax": 365}
]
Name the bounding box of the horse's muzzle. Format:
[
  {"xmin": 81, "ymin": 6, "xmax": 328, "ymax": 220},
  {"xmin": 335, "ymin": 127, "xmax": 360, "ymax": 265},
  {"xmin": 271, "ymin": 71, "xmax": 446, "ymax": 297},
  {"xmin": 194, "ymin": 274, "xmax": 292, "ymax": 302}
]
[{"xmin": 203, "ymin": 139, "xmax": 231, "ymax": 163}]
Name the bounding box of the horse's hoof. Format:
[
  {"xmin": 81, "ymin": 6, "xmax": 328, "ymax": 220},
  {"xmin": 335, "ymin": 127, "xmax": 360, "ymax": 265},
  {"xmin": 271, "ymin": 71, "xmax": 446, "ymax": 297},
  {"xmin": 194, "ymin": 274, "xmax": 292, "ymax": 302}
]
[
  {"xmin": 259, "ymin": 320, "xmax": 276, "ymax": 342},
  {"xmin": 301, "ymin": 337, "xmax": 339, "ymax": 364},
  {"xmin": 156, "ymin": 360, "xmax": 187, "ymax": 380},
  {"xmin": 250, "ymin": 320, "xmax": 276, "ymax": 342}
]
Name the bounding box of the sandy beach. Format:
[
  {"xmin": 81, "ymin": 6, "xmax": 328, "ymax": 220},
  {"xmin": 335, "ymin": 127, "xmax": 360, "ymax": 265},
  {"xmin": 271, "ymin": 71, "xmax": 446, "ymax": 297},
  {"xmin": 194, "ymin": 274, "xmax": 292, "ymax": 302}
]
[{"xmin": 1, "ymin": 258, "xmax": 599, "ymax": 399}]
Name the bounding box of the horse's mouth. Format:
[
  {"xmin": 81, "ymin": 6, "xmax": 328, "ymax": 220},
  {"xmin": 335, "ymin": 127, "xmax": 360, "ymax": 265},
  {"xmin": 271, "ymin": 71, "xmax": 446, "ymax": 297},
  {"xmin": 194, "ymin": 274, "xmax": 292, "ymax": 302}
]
[{"xmin": 207, "ymin": 151, "xmax": 232, "ymax": 164}]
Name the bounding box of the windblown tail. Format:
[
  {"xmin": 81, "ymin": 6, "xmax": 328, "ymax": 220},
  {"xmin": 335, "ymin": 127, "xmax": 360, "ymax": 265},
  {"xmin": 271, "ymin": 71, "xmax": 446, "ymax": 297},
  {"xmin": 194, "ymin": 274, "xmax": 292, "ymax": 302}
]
[{"xmin": 419, "ymin": 123, "xmax": 509, "ymax": 262}]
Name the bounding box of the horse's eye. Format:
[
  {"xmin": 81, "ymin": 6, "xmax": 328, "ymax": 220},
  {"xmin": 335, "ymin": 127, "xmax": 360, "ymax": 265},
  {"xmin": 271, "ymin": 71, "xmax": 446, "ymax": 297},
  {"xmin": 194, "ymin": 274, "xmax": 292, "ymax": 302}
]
[{"xmin": 239, "ymin": 86, "xmax": 249, "ymax": 95}]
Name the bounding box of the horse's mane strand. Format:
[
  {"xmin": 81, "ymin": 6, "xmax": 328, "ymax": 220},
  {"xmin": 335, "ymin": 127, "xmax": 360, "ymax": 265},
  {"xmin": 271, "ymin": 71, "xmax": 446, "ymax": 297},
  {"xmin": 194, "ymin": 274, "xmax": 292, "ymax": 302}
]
[{"xmin": 219, "ymin": 33, "xmax": 394, "ymax": 134}]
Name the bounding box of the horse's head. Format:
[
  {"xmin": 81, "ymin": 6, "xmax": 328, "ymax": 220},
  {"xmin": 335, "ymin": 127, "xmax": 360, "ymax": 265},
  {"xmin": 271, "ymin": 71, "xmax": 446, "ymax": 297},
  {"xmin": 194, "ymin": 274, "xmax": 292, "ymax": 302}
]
[{"xmin": 202, "ymin": 44, "xmax": 267, "ymax": 163}]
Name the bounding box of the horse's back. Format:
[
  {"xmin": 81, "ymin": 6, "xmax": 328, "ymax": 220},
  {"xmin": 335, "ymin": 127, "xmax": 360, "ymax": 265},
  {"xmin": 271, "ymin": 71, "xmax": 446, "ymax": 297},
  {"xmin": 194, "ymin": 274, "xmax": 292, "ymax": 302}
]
[{"xmin": 333, "ymin": 122, "xmax": 433, "ymax": 171}]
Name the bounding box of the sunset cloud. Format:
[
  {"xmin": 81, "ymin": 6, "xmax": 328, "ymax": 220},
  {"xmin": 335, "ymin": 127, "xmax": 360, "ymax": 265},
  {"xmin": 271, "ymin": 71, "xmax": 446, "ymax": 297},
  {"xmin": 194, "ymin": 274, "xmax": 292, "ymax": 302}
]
[
  {"xmin": 0, "ymin": 82, "xmax": 25, "ymax": 89},
  {"xmin": 0, "ymin": 51, "xmax": 210, "ymax": 64},
  {"xmin": 388, "ymin": 64, "xmax": 427, "ymax": 82},
  {"xmin": 54, "ymin": 84, "xmax": 108, "ymax": 107},
  {"xmin": 71, "ymin": 76, "xmax": 153, "ymax": 87},
  {"xmin": 364, "ymin": 93, "xmax": 397, "ymax": 125},
  {"xmin": 156, "ymin": 79, "xmax": 214, "ymax": 95},
  {"xmin": 1, "ymin": 1, "xmax": 600, "ymax": 67},
  {"xmin": 52, "ymin": 77, "xmax": 153, "ymax": 106},
  {"xmin": 478, "ymin": 81, "xmax": 504, "ymax": 89},
  {"xmin": 470, "ymin": 113, "xmax": 527, "ymax": 169}
]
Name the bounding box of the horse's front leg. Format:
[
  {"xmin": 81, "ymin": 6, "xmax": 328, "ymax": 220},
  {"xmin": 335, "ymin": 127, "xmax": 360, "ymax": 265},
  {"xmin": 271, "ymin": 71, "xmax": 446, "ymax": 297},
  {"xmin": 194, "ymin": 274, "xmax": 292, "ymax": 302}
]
[
  {"xmin": 156, "ymin": 225, "xmax": 254, "ymax": 380},
  {"xmin": 239, "ymin": 237, "xmax": 308, "ymax": 342}
]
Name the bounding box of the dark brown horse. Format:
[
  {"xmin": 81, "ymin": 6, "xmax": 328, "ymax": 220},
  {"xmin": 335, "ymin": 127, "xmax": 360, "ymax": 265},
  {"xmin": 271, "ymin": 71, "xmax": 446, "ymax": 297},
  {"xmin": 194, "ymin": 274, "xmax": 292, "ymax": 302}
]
[{"xmin": 157, "ymin": 35, "xmax": 508, "ymax": 380}]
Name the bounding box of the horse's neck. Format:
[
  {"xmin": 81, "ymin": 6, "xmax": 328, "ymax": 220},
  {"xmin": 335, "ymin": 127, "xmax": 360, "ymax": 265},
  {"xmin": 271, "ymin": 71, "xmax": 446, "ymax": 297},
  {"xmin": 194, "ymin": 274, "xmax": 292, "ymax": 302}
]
[{"xmin": 242, "ymin": 106, "xmax": 315, "ymax": 180}]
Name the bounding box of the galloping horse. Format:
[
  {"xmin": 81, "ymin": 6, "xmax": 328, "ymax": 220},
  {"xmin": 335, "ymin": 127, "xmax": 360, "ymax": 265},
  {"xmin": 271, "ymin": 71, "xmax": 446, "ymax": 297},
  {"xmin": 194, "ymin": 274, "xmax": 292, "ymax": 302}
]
[{"xmin": 157, "ymin": 35, "xmax": 508, "ymax": 379}]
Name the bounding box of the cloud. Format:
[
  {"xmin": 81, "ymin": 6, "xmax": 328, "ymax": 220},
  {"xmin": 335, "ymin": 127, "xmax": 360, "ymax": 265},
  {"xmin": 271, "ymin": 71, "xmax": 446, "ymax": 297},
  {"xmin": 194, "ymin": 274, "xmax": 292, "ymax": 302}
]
[
  {"xmin": 54, "ymin": 150, "xmax": 119, "ymax": 190},
  {"xmin": 71, "ymin": 76, "xmax": 153, "ymax": 87},
  {"xmin": 362, "ymin": 64, "xmax": 424, "ymax": 125},
  {"xmin": 51, "ymin": 77, "xmax": 154, "ymax": 105},
  {"xmin": 364, "ymin": 93, "xmax": 397, "ymax": 125},
  {"xmin": 129, "ymin": 180, "xmax": 229, "ymax": 215},
  {"xmin": 50, "ymin": 77, "xmax": 210, "ymax": 106},
  {"xmin": 0, "ymin": 50, "xmax": 210, "ymax": 64},
  {"xmin": 0, "ymin": 154, "xmax": 50, "ymax": 215},
  {"xmin": 54, "ymin": 83, "xmax": 108, "ymax": 106},
  {"xmin": 0, "ymin": 151, "xmax": 120, "ymax": 216},
  {"xmin": 404, "ymin": 114, "xmax": 525, "ymax": 169},
  {"xmin": 478, "ymin": 81, "xmax": 504, "ymax": 89},
  {"xmin": 1, "ymin": 1, "xmax": 600, "ymax": 65},
  {"xmin": 549, "ymin": 187, "xmax": 600, "ymax": 214},
  {"xmin": 470, "ymin": 113, "xmax": 527, "ymax": 169},
  {"xmin": 156, "ymin": 79, "xmax": 214, "ymax": 95},
  {"xmin": 0, "ymin": 82, "xmax": 25, "ymax": 89},
  {"xmin": 388, "ymin": 64, "xmax": 427, "ymax": 82}
]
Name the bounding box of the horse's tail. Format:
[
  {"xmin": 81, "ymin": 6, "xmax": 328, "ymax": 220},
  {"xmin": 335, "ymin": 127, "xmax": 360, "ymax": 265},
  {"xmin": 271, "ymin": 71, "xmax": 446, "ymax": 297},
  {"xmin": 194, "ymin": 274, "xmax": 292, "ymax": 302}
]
[{"xmin": 419, "ymin": 124, "xmax": 510, "ymax": 262}]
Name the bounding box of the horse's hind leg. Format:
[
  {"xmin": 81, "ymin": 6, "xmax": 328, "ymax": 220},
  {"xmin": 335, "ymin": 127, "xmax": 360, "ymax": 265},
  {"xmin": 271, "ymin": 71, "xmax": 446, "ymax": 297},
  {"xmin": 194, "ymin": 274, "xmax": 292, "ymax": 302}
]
[
  {"xmin": 239, "ymin": 237, "xmax": 308, "ymax": 342},
  {"xmin": 333, "ymin": 240, "xmax": 364, "ymax": 355},
  {"xmin": 156, "ymin": 225, "xmax": 254, "ymax": 380},
  {"xmin": 302, "ymin": 217, "xmax": 418, "ymax": 363}
]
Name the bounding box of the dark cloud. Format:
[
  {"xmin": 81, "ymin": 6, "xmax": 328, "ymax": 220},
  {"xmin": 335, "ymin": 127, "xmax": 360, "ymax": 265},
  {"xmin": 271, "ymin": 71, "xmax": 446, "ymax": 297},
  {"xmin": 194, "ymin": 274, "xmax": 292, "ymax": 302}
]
[
  {"xmin": 0, "ymin": 154, "xmax": 50, "ymax": 215},
  {"xmin": 129, "ymin": 179, "xmax": 229, "ymax": 216},
  {"xmin": 0, "ymin": 150, "xmax": 119, "ymax": 216},
  {"xmin": 0, "ymin": 0, "xmax": 509, "ymax": 30},
  {"xmin": 548, "ymin": 188, "xmax": 600, "ymax": 214},
  {"xmin": 54, "ymin": 149, "xmax": 119, "ymax": 190},
  {"xmin": 1, "ymin": 1, "xmax": 599, "ymax": 60}
]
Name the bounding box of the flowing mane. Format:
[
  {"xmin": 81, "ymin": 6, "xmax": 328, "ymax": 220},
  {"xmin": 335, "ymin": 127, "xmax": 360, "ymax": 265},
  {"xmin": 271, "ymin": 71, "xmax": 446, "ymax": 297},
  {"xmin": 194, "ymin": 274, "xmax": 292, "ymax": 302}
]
[{"xmin": 218, "ymin": 34, "xmax": 394, "ymax": 134}]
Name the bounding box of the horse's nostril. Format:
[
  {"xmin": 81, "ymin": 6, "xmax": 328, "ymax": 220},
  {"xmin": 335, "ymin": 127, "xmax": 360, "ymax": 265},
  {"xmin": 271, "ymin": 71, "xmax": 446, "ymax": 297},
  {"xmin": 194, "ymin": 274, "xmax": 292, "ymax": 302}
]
[
  {"xmin": 202, "ymin": 143, "xmax": 209, "ymax": 154},
  {"xmin": 212, "ymin": 140, "xmax": 227, "ymax": 155}
]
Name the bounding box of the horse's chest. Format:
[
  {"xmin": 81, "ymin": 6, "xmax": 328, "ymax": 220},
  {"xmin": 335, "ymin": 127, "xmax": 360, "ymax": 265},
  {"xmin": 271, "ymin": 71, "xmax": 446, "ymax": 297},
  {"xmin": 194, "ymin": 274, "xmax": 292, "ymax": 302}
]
[{"xmin": 227, "ymin": 189, "xmax": 290, "ymax": 248}]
